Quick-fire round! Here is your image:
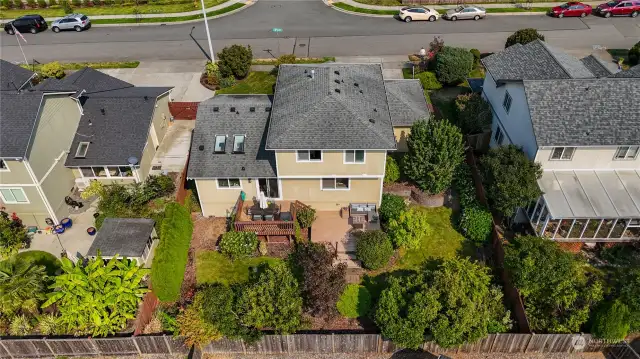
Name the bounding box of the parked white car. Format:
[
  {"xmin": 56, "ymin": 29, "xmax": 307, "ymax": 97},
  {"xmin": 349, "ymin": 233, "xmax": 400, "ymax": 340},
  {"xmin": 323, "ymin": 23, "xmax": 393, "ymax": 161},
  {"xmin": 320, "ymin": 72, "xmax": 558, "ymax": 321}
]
[{"xmin": 399, "ymin": 6, "xmax": 441, "ymax": 22}]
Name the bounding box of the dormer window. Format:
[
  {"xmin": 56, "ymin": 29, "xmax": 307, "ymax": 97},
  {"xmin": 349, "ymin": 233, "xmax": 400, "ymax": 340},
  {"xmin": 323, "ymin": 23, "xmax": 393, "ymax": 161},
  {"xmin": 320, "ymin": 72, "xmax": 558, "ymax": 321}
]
[
  {"xmin": 233, "ymin": 135, "xmax": 245, "ymax": 153},
  {"xmin": 75, "ymin": 142, "xmax": 90, "ymax": 158},
  {"xmin": 214, "ymin": 135, "xmax": 226, "ymax": 153}
]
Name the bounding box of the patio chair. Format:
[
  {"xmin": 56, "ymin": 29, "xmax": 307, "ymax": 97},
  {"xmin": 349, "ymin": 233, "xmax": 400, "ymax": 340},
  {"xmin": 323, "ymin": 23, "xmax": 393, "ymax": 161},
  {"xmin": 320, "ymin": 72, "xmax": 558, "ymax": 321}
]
[
  {"xmin": 264, "ymin": 214, "xmax": 274, "ymax": 221},
  {"xmin": 252, "ymin": 213, "xmax": 263, "ymax": 221}
]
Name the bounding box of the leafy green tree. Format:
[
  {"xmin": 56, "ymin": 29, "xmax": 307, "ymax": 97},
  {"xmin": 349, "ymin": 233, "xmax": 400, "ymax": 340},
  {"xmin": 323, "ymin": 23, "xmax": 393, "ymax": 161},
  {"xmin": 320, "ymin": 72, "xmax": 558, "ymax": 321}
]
[
  {"xmin": 337, "ymin": 284, "xmax": 372, "ymax": 318},
  {"xmin": 42, "ymin": 256, "xmax": 149, "ymax": 336},
  {"xmin": 479, "ymin": 145, "xmax": 542, "ymax": 218},
  {"xmin": 355, "ymin": 230, "xmax": 394, "ymax": 270},
  {"xmin": 379, "ymin": 194, "xmax": 406, "ymax": 227},
  {"xmin": 454, "ymin": 93, "xmax": 492, "ymax": 135},
  {"xmin": 591, "ymin": 300, "xmax": 630, "ymax": 341},
  {"xmin": 402, "ymin": 119, "xmax": 465, "ymax": 195},
  {"xmin": 0, "ymin": 258, "xmax": 47, "ymax": 316},
  {"xmin": 237, "ymin": 262, "xmax": 302, "ymax": 334},
  {"xmin": 384, "ymin": 155, "xmax": 400, "ymax": 184},
  {"xmin": 0, "ymin": 211, "xmax": 28, "ymax": 259},
  {"xmin": 177, "ymin": 292, "xmax": 221, "ymax": 348},
  {"xmin": 435, "ymin": 46, "xmax": 474, "ymax": 85},
  {"xmin": 387, "ymin": 207, "xmax": 431, "ymax": 249},
  {"xmin": 505, "ymin": 28, "xmax": 545, "ymax": 48},
  {"xmin": 470, "ymin": 48, "xmax": 481, "ymax": 67},
  {"xmin": 219, "ymin": 231, "xmax": 258, "ymax": 259},
  {"xmin": 217, "ymin": 44, "xmax": 253, "ymax": 79},
  {"xmin": 504, "ymin": 236, "xmax": 603, "ymax": 333},
  {"xmin": 619, "ymin": 268, "xmax": 640, "ymax": 332},
  {"xmin": 40, "ymin": 62, "xmax": 65, "ymax": 79},
  {"xmin": 199, "ymin": 284, "xmax": 261, "ymax": 342},
  {"xmin": 629, "ymin": 41, "xmax": 640, "ymax": 66}
]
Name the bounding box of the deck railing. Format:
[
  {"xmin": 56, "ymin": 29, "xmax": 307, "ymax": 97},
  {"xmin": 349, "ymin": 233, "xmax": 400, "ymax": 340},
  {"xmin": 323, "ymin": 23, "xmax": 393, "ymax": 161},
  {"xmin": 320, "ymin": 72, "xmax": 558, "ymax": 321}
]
[{"xmin": 234, "ymin": 221, "xmax": 295, "ymax": 235}]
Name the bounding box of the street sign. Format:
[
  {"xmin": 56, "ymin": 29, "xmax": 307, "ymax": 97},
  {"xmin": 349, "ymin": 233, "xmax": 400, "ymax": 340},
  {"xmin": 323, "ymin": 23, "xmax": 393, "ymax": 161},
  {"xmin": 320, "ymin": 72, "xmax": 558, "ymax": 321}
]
[{"xmin": 272, "ymin": 28, "xmax": 283, "ymax": 33}]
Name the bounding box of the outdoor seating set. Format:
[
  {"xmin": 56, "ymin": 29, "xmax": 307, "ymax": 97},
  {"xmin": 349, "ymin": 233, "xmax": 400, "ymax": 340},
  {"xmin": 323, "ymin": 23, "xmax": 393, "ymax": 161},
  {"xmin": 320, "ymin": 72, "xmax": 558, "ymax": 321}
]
[
  {"xmin": 344, "ymin": 203, "xmax": 380, "ymax": 230},
  {"xmin": 246, "ymin": 203, "xmax": 293, "ymax": 222}
]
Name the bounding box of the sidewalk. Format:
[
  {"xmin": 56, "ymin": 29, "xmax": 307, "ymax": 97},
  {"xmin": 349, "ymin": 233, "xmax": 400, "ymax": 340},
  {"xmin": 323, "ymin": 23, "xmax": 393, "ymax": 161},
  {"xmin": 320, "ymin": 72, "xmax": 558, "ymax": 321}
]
[{"xmin": 336, "ymin": 0, "xmax": 602, "ymax": 10}]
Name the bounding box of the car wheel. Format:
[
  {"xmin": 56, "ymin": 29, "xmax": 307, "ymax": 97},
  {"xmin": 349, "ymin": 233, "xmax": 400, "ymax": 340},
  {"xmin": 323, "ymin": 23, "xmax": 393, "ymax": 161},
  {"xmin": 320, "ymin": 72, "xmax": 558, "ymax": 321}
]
[
  {"xmin": 429, "ymin": 15, "xmax": 436, "ymax": 21},
  {"xmin": 632, "ymin": 10, "xmax": 638, "ymax": 17},
  {"xmin": 29, "ymin": 27, "xmax": 37, "ymax": 34},
  {"xmin": 451, "ymin": 15, "xmax": 457, "ymax": 21},
  {"xmin": 558, "ymin": 13, "xmax": 564, "ymax": 18},
  {"xmin": 53, "ymin": 27, "xmax": 60, "ymax": 33},
  {"xmin": 473, "ymin": 15, "xmax": 480, "ymax": 20},
  {"xmin": 604, "ymin": 11, "xmax": 611, "ymax": 17},
  {"xmin": 580, "ymin": 12, "xmax": 586, "ymax": 17},
  {"xmin": 7, "ymin": 28, "xmax": 14, "ymax": 35},
  {"xmin": 74, "ymin": 25, "xmax": 82, "ymax": 32}
]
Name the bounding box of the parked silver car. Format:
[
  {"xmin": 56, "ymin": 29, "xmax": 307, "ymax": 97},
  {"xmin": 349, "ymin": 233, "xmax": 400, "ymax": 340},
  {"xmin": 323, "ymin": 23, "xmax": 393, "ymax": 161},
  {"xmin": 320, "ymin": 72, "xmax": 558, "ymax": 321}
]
[
  {"xmin": 51, "ymin": 14, "xmax": 91, "ymax": 32},
  {"xmin": 443, "ymin": 5, "xmax": 486, "ymax": 20}
]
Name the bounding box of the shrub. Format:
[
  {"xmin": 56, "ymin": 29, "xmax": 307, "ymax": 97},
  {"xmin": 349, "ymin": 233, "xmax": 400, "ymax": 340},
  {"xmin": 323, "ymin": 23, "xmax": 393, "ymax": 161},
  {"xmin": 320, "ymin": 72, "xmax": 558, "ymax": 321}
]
[
  {"xmin": 505, "ymin": 28, "xmax": 545, "ymax": 48},
  {"xmin": 470, "ymin": 48, "xmax": 481, "ymax": 67},
  {"xmin": 217, "ymin": 44, "xmax": 253, "ymax": 79},
  {"xmin": 2, "ymin": 0, "xmax": 13, "ymax": 8},
  {"xmin": 355, "ymin": 230, "xmax": 393, "ymax": 270},
  {"xmin": 336, "ymin": 284, "xmax": 371, "ymax": 318},
  {"xmin": 219, "ymin": 231, "xmax": 258, "ymax": 259},
  {"xmin": 177, "ymin": 293, "xmax": 221, "ymax": 348},
  {"xmin": 144, "ymin": 174, "xmax": 176, "ymax": 198},
  {"xmin": 414, "ymin": 71, "xmax": 442, "ymax": 91},
  {"xmin": 459, "ymin": 205, "xmax": 493, "ymax": 246},
  {"xmin": 296, "ymin": 206, "xmax": 316, "ymax": 228},
  {"xmin": 72, "ymin": 0, "xmax": 81, "ymax": 6},
  {"xmin": 629, "ymin": 41, "xmax": 640, "ymax": 66},
  {"xmin": 37, "ymin": 0, "xmax": 46, "ymax": 6},
  {"xmin": 151, "ymin": 202, "xmax": 193, "ymax": 302},
  {"xmin": 479, "ymin": 145, "xmax": 542, "ymax": 218},
  {"xmin": 0, "ymin": 211, "xmax": 29, "ymax": 259},
  {"xmin": 26, "ymin": 0, "xmax": 36, "ymax": 6},
  {"xmin": 219, "ymin": 76, "xmax": 236, "ymax": 89},
  {"xmin": 62, "ymin": 0, "xmax": 72, "ymax": 13},
  {"xmin": 402, "ymin": 119, "xmax": 465, "ymax": 195},
  {"xmin": 37, "ymin": 314, "xmax": 60, "ymax": 335},
  {"xmin": 276, "ymin": 54, "xmax": 296, "ymax": 66},
  {"xmin": 452, "ymin": 163, "xmax": 477, "ymax": 209},
  {"xmin": 591, "ymin": 300, "xmax": 630, "ymax": 341},
  {"xmin": 379, "ymin": 193, "xmax": 406, "ymax": 226},
  {"xmin": 258, "ymin": 241, "xmax": 268, "ymax": 256},
  {"xmin": 199, "ymin": 284, "xmax": 260, "ymax": 342},
  {"xmin": 9, "ymin": 314, "xmax": 32, "ymax": 336},
  {"xmin": 384, "ymin": 155, "xmax": 400, "ymax": 184},
  {"xmin": 619, "ymin": 269, "xmax": 640, "ymax": 332},
  {"xmin": 387, "ymin": 207, "xmax": 431, "ymax": 249},
  {"xmin": 435, "ymin": 46, "xmax": 474, "ymax": 85},
  {"xmin": 454, "ymin": 93, "xmax": 492, "ymax": 135}
]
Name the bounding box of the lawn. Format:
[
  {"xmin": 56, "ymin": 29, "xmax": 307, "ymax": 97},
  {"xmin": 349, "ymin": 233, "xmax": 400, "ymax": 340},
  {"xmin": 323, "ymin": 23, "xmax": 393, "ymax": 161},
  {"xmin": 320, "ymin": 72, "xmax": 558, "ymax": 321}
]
[
  {"xmin": 11, "ymin": 250, "xmax": 61, "ymax": 276},
  {"xmin": 0, "ymin": 0, "xmax": 228, "ymax": 19},
  {"xmin": 332, "ymin": 2, "xmax": 398, "ymax": 15},
  {"xmin": 89, "ymin": 2, "xmax": 244, "ymax": 24},
  {"xmin": 196, "ymin": 251, "xmax": 283, "ymax": 285},
  {"xmin": 251, "ymin": 57, "xmax": 336, "ymax": 65},
  {"xmin": 216, "ymin": 72, "xmax": 277, "ymax": 95},
  {"xmin": 22, "ymin": 61, "xmax": 139, "ymax": 72}
]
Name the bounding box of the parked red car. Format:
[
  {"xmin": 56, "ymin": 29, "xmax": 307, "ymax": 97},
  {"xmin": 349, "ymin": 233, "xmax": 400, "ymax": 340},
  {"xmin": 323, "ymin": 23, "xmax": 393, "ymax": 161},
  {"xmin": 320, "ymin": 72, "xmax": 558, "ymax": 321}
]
[
  {"xmin": 549, "ymin": 2, "xmax": 592, "ymax": 17},
  {"xmin": 595, "ymin": 0, "xmax": 640, "ymax": 17}
]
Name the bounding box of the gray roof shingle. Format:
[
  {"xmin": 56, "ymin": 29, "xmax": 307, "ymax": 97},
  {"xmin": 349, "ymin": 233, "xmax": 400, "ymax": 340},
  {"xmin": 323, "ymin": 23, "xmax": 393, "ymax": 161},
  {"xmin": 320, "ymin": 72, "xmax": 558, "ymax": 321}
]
[
  {"xmin": 384, "ymin": 79, "xmax": 430, "ymax": 126},
  {"xmin": 0, "ymin": 91, "xmax": 44, "ymax": 158},
  {"xmin": 267, "ymin": 64, "xmax": 397, "ymax": 150},
  {"xmin": 188, "ymin": 95, "xmax": 276, "ymax": 178},
  {"xmin": 87, "ymin": 218, "xmax": 155, "ymax": 257},
  {"xmin": 58, "ymin": 67, "xmax": 133, "ymax": 93},
  {"xmin": 0, "ymin": 59, "xmax": 35, "ymax": 91},
  {"xmin": 611, "ymin": 65, "xmax": 640, "ymax": 78},
  {"xmin": 580, "ymin": 55, "xmax": 617, "ymax": 78},
  {"xmin": 482, "ymin": 40, "xmax": 595, "ymax": 82},
  {"xmin": 523, "ymin": 78, "xmax": 640, "ymax": 147}
]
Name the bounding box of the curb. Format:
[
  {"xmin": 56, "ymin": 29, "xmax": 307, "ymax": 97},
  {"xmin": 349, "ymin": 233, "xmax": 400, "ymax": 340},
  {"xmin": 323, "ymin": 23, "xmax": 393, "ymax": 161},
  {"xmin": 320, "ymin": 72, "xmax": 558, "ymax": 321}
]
[{"xmin": 325, "ymin": 2, "xmax": 549, "ymax": 17}]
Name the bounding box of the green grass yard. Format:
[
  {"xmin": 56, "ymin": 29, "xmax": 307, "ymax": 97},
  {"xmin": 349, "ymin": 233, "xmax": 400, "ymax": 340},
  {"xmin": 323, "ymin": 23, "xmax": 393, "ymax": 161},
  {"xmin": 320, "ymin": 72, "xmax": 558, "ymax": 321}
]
[
  {"xmin": 88, "ymin": 2, "xmax": 243, "ymax": 24},
  {"xmin": 22, "ymin": 61, "xmax": 139, "ymax": 72},
  {"xmin": 333, "ymin": 2, "xmax": 549, "ymax": 15},
  {"xmin": 216, "ymin": 71, "xmax": 277, "ymax": 95},
  {"xmin": 196, "ymin": 251, "xmax": 283, "ymax": 285},
  {"xmin": 332, "ymin": 2, "xmax": 398, "ymax": 15},
  {"xmin": 251, "ymin": 57, "xmax": 336, "ymax": 65}
]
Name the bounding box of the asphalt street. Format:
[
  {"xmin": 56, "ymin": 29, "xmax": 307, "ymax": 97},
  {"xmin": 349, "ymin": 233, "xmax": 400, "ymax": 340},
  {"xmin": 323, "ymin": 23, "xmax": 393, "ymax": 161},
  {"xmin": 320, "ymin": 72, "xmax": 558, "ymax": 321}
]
[{"xmin": 0, "ymin": 0, "xmax": 639, "ymax": 62}]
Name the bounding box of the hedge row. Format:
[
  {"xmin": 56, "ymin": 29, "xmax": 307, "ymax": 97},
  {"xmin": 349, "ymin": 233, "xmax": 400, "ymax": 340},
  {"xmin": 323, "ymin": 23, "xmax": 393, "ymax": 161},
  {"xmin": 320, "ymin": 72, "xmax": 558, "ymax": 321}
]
[{"xmin": 151, "ymin": 202, "xmax": 193, "ymax": 302}]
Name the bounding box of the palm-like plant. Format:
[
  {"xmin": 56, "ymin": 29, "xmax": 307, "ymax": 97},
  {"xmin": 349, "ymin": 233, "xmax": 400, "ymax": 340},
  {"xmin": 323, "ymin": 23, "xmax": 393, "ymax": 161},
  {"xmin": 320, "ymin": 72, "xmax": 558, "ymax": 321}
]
[
  {"xmin": 42, "ymin": 255, "xmax": 149, "ymax": 336},
  {"xmin": 0, "ymin": 260, "xmax": 47, "ymax": 316}
]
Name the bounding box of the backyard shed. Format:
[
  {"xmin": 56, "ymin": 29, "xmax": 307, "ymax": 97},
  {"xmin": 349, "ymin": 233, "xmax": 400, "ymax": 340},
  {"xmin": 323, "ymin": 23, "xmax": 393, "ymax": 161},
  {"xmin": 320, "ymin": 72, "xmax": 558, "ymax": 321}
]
[{"xmin": 87, "ymin": 218, "xmax": 158, "ymax": 267}]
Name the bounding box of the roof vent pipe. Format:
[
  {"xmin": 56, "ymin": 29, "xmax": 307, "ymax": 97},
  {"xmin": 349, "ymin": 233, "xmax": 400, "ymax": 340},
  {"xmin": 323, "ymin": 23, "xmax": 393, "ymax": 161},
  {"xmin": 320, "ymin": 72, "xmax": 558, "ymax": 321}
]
[{"xmin": 311, "ymin": 70, "xmax": 315, "ymax": 79}]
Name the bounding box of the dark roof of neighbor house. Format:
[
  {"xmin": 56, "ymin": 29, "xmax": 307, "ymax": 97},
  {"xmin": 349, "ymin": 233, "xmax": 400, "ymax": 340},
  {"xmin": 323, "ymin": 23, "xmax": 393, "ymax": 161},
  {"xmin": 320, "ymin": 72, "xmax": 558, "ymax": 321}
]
[
  {"xmin": 611, "ymin": 64, "xmax": 640, "ymax": 78},
  {"xmin": 384, "ymin": 79, "xmax": 431, "ymax": 127},
  {"xmin": 0, "ymin": 59, "xmax": 36, "ymax": 91},
  {"xmin": 64, "ymin": 86, "xmax": 172, "ymax": 167},
  {"xmin": 59, "ymin": 67, "xmax": 133, "ymax": 93},
  {"xmin": 0, "ymin": 91, "xmax": 44, "ymax": 158},
  {"xmin": 266, "ymin": 64, "xmax": 397, "ymax": 150},
  {"xmin": 482, "ymin": 40, "xmax": 595, "ymax": 82},
  {"xmin": 580, "ymin": 55, "xmax": 617, "ymax": 78},
  {"xmin": 523, "ymin": 78, "xmax": 640, "ymax": 147},
  {"xmin": 87, "ymin": 218, "xmax": 155, "ymax": 258},
  {"xmin": 188, "ymin": 95, "xmax": 276, "ymax": 178}
]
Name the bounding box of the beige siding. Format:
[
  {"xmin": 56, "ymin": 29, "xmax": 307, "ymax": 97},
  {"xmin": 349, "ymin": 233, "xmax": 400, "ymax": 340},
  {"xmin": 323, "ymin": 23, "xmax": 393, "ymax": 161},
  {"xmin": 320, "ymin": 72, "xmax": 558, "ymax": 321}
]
[
  {"xmin": 535, "ymin": 147, "xmax": 640, "ymax": 170},
  {"xmin": 151, "ymin": 93, "xmax": 171, "ymax": 146},
  {"xmin": 0, "ymin": 160, "xmax": 34, "ymax": 185},
  {"xmin": 281, "ymin": 178, "xmax": 382, "ymax": 211},
  {"xmin": 276, "ymin": 150, "xmax": 386, "ymax": 177},
  {"xmin": 1, "ymin": 186, "xmax": 49, "ymax": 227},
  {"xmin": 40, "ymin": 158, "xmax": 75, "ymax": 223},
  {"xmin": 138, "ymin": 141, "xmax": 157, "ymax": 180},
  {"xmin": 196, "ymin": 179, "xmax": 258, "ymax": 217},
  {"xmin": 394, "ymin": 127, "xmax": 411, "ymax": 152}
]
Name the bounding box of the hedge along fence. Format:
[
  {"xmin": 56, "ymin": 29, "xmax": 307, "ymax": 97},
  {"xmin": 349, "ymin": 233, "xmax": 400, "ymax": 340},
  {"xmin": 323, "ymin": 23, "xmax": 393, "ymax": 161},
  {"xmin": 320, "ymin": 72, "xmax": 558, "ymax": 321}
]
[{"xmin": 150, "ymin": 201, "xmax": 193, "ymax": 302}]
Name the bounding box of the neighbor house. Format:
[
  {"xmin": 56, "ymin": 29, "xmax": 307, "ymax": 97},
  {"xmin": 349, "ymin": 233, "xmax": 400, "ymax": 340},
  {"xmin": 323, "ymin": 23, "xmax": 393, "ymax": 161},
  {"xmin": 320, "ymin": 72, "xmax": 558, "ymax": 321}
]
[
  {"xmin": 86, "ymin": 218, "xmax": 158, "ymax": 267},
  {"xmin": 188, "ymin": 64, "xmax": 430, "ymax": 218},
  {"xmin": 481, "ymin": 41, "xmax": 640, "ymax": 242}
]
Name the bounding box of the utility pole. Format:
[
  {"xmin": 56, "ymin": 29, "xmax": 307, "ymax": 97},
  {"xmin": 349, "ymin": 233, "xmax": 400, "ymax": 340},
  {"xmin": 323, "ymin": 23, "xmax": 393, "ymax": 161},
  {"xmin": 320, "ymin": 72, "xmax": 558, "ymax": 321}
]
[{"xmin": 200, "ymin": 0, "xmax": 215, "ymax": 62}]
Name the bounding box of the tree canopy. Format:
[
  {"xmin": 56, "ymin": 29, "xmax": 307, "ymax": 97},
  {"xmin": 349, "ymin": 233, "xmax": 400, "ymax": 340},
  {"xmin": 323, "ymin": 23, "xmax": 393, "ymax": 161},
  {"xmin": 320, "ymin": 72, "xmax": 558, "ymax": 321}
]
[
  {"xmin": 505, "ymin": 28, "xmax": 545, "ymax": 48},
  {"xmin": 0, "ymin": 259, "xmax": 47, "ymax": 316}
]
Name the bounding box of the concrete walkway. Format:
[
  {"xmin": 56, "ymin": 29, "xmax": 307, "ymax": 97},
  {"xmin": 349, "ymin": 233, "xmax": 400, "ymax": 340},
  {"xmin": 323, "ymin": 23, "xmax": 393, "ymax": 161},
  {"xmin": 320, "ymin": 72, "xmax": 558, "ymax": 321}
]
[{"xmin": 336, "ymin": 0, "xmax": 602, "ymax": 10}]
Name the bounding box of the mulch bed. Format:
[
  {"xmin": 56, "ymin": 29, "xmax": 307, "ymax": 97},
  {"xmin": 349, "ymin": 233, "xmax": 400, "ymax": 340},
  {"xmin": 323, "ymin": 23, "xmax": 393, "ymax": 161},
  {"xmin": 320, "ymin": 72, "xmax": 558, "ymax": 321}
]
[
  {"xmin": 267, "ymin": 242, "xmax": 293, "ymax": 258},
  {"xmin": 304, "ymin": 313, "xmax": 374, "ymax": 331}
]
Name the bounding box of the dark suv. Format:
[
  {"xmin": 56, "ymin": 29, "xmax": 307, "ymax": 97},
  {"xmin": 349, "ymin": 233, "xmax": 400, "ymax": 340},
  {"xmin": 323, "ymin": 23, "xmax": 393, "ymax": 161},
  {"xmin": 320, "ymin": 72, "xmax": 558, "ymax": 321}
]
[{"xmin": 4, "ymin": 15, "xmax": 48, "ymax": 35}]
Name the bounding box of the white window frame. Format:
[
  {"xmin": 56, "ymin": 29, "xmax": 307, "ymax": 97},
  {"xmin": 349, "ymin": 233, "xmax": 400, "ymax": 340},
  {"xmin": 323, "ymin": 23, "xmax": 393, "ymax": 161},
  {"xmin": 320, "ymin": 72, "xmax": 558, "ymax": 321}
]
[
  {"xmin": 0, "ymin": 188, "xmax": 29, "ymax": 204},
  {"xmin": 494, "ymin": 125, "xmax": 504, "ymax": 145},
  {"xmin": 78, "ymin": 166, "xmax": 135, "ymax": 179},
  {"xmin": 216, "ymin": 178, "xmax": 242, "ymax": 190},
  {"xmin": 75, "ymin": 142, "xmax": 90, "ymax": 158},
  {"xmin": 0, "ymin": 159, "xmax": 9, "ymax": 172},
  {"xmin": 214, "ymin": 135, "xmax": 227, "ymax": 154},
  {"xmin": 233, "ymin": 134, "xmax": 245, "ymax": 154},
  {"xmin": 344, "ymin": 150, "xmax": 366, "ymax": 164},
  {"xmin": 296, "ymin": 150, "xmax": 323, "ymax": 163},
  {"xmin": 549, "ymin": 147, "xmax": 576, "ymax": 161},
  {"xmin": 320, "ymin": 178, "xmax": 350, "ymax": 191},
  {"xmin": 502, "ymin": 91, "xmax": 512, "ymax": 113},
  {"xmin": 614, "ymin": 146, "xmax": 639, "ymax": 160}
]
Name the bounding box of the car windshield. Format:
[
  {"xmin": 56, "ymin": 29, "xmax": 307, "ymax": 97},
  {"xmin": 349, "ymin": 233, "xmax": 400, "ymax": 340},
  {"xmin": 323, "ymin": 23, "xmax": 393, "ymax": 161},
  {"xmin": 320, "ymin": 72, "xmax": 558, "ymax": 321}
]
[
  {"xmin": 455, "ymin": 6, "xmax": 464, "ymax": 11},
  {"xmin": 560, "ymin": 3, "xmax": 570, "ymax": 7},
  {"xmin": 81, "ymin": 15, "xmax": 88, "ymax": 20},
  {"xmin": 606, "ymin": 1, "xmax": 618, "ymax": 5}
]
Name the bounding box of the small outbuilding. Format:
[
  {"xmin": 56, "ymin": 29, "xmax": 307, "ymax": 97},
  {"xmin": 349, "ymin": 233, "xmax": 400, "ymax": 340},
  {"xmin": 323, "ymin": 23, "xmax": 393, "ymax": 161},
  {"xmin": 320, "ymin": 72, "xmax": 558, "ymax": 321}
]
[{"xmin": 87, "ymin": 218, "xmax": 158, "ymax": 267}]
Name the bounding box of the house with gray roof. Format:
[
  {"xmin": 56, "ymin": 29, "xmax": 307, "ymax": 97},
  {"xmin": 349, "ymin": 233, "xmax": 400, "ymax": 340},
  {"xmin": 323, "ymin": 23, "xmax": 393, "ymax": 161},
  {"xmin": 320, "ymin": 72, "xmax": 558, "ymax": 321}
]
[
  {"xmin": 480, "ymin": 41, "xmax": 640, "ymax": 243},
  {"xmin": 0, "ymin": 59, "xmax": 37, "ymax": 91},
  {"xmin": 86, "ymin": 218, "xmax": 158, "ymax": 267},
  {"xmin": 188, "ymin": 63, "xmax": 430, "ymax": 217}
]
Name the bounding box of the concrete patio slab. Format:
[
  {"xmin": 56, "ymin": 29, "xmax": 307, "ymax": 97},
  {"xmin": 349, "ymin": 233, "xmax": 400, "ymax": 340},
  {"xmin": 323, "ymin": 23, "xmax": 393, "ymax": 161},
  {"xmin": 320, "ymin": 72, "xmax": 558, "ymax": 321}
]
[{"xmin": 153, "ymin": 120, "xmax": 195, "ymax": 173}]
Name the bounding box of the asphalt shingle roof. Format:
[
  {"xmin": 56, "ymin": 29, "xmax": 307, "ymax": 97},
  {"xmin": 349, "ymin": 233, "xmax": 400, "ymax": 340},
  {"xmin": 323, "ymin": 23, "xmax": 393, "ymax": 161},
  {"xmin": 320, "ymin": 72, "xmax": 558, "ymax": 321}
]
[
  {"xmin": 267, "ymin": 64, "xmax": 397, "ymax": 150},
  {"xmin": 58, "ymin": 67, "xmax": 133, "ymax": 93},
  {"xmin": 384, "ymin": 79, "xmax": 430, "ymax": 126},
  {"xmin": 580, "ymin": 55, "xmax": 617, "ymax": 78},
  {"xmin": 611, "ymin": 65, "xmax": 640, "ymax": 78},
  {"xmin": 523, "ymin": 78, "xmax": 640, "ymax": 147},
  {"xmin": 65, "ymin": 86, "xmax": 172, "ymax": 167},
  {"xmin": 188, "ymin": 95, "xmax": 276, "ymax": 178},
  {"xmin": 0, "ymin": 91, "xmax": 43, "ymax": 158},
  {"xmin": 0, "ymin": 59, "xmax": 35, "ymax": 91},
  {"xmin": 482, "ymin": 40, "xmax": 595, "ymax": 82},
  {"xmin": 87, "ymin": 218, "xmax": 155, "ymax": 258}
]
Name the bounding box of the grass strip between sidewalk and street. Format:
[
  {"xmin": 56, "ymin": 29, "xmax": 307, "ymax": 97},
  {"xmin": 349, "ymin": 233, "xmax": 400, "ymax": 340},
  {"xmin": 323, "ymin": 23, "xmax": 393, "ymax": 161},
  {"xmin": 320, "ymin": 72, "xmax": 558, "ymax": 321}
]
[
  {"xmin": 87, "ymin": 2, "xmax": 244, "ymax": 24},
  {"xmin": 333, "ymin": 2, "xmax": 399, "ymax": 15},
  {"xmin": 21, "ymin": 61, "xmax": 140, "ymax": 72},
  {"xmin": 251, "ymin": 56, "xmax": 336, "ymax": 65},
  {"xmin": 333, "ymin": 2, "xmax": 550, "ymax": 15}
]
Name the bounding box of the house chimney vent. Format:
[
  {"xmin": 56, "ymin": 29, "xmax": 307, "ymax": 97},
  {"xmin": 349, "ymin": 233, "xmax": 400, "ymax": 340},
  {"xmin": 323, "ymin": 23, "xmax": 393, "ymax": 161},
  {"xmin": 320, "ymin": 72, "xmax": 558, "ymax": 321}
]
[
  {"xmin": 100, "ymin": 108, "xmax": 105, "ymax": 115},
  {"xmin": 311, "ymin": 70, "xmax": 315, "ymax": 79},
  {"xmin": 334, "ymin": 88, "xmax": 341, "ymax": 94},
  {"xmin": 334, "ymin": 70, "xmax": 340, "ymax": 75},
  {"xmin": 198, "ymin": 145, "xmax": 204, "ymax": 151},
  {"xmin": 334, "ymin": 79, "xmax": 340, "ymax": 84},
  {"xmin": 354, "ymin": 83, "xmax": 359, "ymax": 87},
  {"xmin": 369, "ymin": 119, "xmax": 375, "ymax": 124}
]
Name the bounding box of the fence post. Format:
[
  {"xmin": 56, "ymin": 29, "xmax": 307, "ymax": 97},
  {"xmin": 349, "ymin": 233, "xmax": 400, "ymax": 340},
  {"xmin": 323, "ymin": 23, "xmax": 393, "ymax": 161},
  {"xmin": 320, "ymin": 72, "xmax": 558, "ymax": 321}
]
[
  {"xmin": 131, "ymin": 337, "xmax": 142, "ymax": 355},
  {"xmin": 163, "ymin": 335, "xmax": 173, "ymax": 354},
  {"xmin": 377, "ymin": 334, "xmax": 382, "ymax": 353}
]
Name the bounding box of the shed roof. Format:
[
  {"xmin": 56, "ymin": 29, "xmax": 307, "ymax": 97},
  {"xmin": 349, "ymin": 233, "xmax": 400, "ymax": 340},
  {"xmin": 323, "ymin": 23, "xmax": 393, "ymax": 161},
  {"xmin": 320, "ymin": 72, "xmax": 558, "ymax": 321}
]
[
  {"xmin": 87, "ymin": 218, "xmax": 155, "ymax": 257},
  {"xmin": 384, "ymin": 79, "xmax": 430, "ymax": 126}
]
